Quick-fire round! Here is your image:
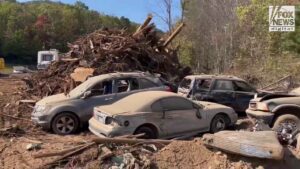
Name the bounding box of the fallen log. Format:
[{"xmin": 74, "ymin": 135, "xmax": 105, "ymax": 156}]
[
  {"xmin": 43, "ymin": 142, "xmax": 96, "ymax": 167},
  {"xmin": 91, "ymin": 137, "xmax": 173, "ymax": 145}
]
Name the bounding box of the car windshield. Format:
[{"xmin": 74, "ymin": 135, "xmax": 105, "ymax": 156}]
[
  {"xmin": 289, "ymin": 87, "xmax": 300, "ymax": 95},
  {"xmin": 68, "ymin": 78, "xmax": 93, "ymax": 97}
]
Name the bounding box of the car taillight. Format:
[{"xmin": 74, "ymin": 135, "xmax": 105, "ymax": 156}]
[{"xmin": 165, "ymin": 86, "xmax": 172, "ymax": 92}]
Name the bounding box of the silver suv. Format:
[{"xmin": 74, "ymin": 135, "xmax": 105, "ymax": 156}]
[{"xmin": 31, "ymin": 72, "xmax": 169, "ymax": 135}]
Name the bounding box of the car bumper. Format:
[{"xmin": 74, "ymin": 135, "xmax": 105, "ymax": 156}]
[
  {"xmin": 246, "ymin": 109, "xmax": 274, "ymax": 125},
  {"xmin": 31, "ymin": 113, "xmax": 51, "ymax": 129},
  {"xmin": 88, "ymin": 118, "xmax": 132, "ymax": 137}
]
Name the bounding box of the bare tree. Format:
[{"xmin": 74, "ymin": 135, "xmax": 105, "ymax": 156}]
[{"xmin": 152, "ymin": 0, "xmax": 173, "ymax": 32}]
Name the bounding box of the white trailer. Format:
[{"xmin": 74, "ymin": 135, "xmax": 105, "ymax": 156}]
[{"xmin": 37, "ymin": 49, "xmax": 59, "ymax": 70}]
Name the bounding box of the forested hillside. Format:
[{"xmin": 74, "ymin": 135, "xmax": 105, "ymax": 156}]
[
  {"xmin": 175, "ymin": 0, "xmax": 300, "ymax": 86},
  {"xmin": 0, "ymin": 0, "xmax": 136, "ymax": 64}
]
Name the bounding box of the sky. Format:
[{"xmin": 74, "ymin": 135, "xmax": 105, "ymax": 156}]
[{"xmin": 17, "ymin": 0, "xmax": 182, "ymax": 31}]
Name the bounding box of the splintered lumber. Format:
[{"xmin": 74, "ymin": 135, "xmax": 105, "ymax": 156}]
[
  {"xmin": 99, "ymin": 145, "xmax": 113, "ymax": 161},
  {"xmin": 70, "ymin": 67, "xmax": 95, "ymax": 82},
  {"xmin": 133, "ymin": 14, "xmax": 153, "ymax": 37},
  {"xmin": 0, "ymin": 113, "xmax": 32, "ymax": 122},
  {"xmin": 33, "ymin": 144, "xmax": 86, "ymax": 158},
  {"xmin": 163, "ymin": 23, "xmax": 185, "ymax": 47},
  {"xmin": 43, "ymin": 142, "xmax": 96, "ymax": 167},
  {"xmin": 202, "ymin": 131, "xmax": 284, "ymax": 160},
  {"xmin": 92, "ymin": 137, "xmax": 173, "ymax": 145},
  {"xmin": 22, "ymin": 16, "xmax": 191, "ymax": 100}
]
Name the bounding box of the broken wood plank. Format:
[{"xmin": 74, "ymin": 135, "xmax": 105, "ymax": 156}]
[
  {"xmin": 99, "ymin": 145, "xmax": 113, "ymax": 161},
  {"xmin": 0, "ymin": 113, "xmax": 32, "ymax": 122},
  {"xmin": 202, "ymin": 131, "xmax": 284, "ymax": 160},
  {"xmin": 19, "ymin": 100, "xmax": 36, "ymax": 104},
  {"xmin": 32, "ymin": 144, "xmax": 85, "ymax": 159},
  {"xmin": 163, "ymin": 23, "xmax": 185, "ymax": 47},
  {"xmin": 133, "ymin": 14, "xmax": 153, "ymax": 37}
]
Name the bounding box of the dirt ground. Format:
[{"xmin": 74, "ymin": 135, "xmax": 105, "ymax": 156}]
[{"xmin": 1, "ymin": 77, "xmax": 300, "ymax": 169}]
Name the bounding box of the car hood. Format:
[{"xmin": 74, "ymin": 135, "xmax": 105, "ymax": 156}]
[
  {"xmin": 36, "ymin": 93, "xmax": 72, "ymax": 105},
  {"xmin": 264, "ymin": 96, "xmax": 300, "ymax": 105}
]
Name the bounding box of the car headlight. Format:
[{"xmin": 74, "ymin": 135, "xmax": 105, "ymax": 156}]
[
  {"xmin": 256, "ymin": 102, "xmax": 269, "ymax": 111},
  {"xmin": 34, "ymin": 105, "xmax": 50, "ymax": 113}
]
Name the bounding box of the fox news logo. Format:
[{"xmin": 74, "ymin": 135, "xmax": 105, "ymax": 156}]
[{"xmin": 269, "ymin": 6, "xmax": 295, "ymax": 32}]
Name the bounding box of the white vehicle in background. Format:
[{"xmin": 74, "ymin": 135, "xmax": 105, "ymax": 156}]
[{"xmin": 37, "ymin": 49, "xmax": 59, "ymax": 70}]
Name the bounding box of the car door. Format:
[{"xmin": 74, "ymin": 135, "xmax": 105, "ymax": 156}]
[
  {"xmin": 232, "ymin": 80, "xmax": 256, "ymax": 112},
  {"xmin": 159, "ymin": 97, "xmax": 205, "ymax": 136},
  {"xmin": 80, "ymin": 79, "xmax": 116, "ymax": 121},
  {"xmin": 210, "ymin": 80, "xmax": 236, "ymax": 110},
  {"xmin": 191, "ymin": 78, "xmax": 212, "ymax": 100}
]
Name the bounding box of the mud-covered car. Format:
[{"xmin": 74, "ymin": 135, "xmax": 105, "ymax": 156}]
[
  {"xmin": 32, "ymin": 72, "xmax": 169, "ymax": 135},
  {"xmin": 178, "ymin": 75, "xmax": 266, "ymax": 115},
  {"xmin": 246, "ymin": 88, "xmax": 300, "ymax": 137},
  {"xmin": 89, "ymin": 91, "xmax": 237, "ymax": 139}
]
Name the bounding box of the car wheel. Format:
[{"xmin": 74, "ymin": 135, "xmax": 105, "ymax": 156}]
[
  {"xmin": 135, "ymin": 126, "xmax": 157, "ymax": 139},
  {"xmin": 210, "ymin": 114, "xmax": 229, "ymax": 133},
  {"xmin": 51, "ymin": 113, "xmax": 79, "ymax": 135},
  {"xmin": 272, "ymin": 114, "xmax": 300, "ymax": 142}
]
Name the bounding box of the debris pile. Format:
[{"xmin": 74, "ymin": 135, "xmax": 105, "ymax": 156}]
[{"xmin": 24, "ymin": 16, "xmax": 190, "ymax": 99}]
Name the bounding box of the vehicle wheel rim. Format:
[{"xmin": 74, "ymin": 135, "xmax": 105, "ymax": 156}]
[
  {"xmin": 56, "ymin": 116, "xmax": 75, "ymax": 134},
  {"xmin": 276, "ymin": 120, "xmax": 297, "ymax": 134},
  {"xmin": 215, "ymin": 118, "xmax": 226, "ymax": 131}
]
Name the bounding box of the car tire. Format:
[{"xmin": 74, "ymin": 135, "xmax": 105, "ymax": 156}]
[
  {"xmin": 272, "ymin": 114, "xmax": 300, "ymax": 134},
  {"xmin": 210, "ymin": 114, "xmax": 229, "ymax": 133},
  {"xmin": 135, "ymin": 126, "xmax": 157, "ymax": 139},
  {"xmin": 51, "ymin": 112, "xmax": 79, "ymax": 135}
]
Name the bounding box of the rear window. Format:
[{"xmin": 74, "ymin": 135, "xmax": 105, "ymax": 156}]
[
  {"xmin": 179, "ymin": 78, "xmax": 192, "ymax": 89},
  {"xmin": 139, "ymin": 78, "xmax": 158, "ymax": 89},
  {"xmin": 214, "ymin": 80, "xmax": 233, "ymax": 91}
]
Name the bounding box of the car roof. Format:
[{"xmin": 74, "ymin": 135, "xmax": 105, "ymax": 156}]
[
  {"xmin": 86, "ymin": 72, "xmax": 154, "ymax": 83},
  {"xmin": 108, "ymin": 91, "xmax": 181, "ymax": 112},
  {"xmin": 184, "ymin": 74, "xmax": 245, "ymax": 81}
]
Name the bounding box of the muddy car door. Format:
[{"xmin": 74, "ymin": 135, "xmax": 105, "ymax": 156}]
[
  {"xmin": 191, "ymin": 78, "xmax": 212, "ymax": 100},
  {"xmin": 232, "ymin": 80, "xmax": 256, "ymax": 113},
  {"xmin": 159, "ymin": 97, "xmax": 206, "ymax": 136},
  {"xmin": 80, "ymin": 79, "xmax": 116, "ymax": 121},
  {"xmin": 210, "ymin": 80, "xmax": 236, "ymax": 109}
]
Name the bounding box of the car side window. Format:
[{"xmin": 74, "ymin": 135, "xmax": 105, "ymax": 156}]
[
  {"xmin": 139, "ymin": 78, "xmax": 157, "ymax": 89},
  {"xmin": 115, "ymin": 78, "xmax": 139, "ymax": 93},
  {"xmin": 195, "ymin": 79, "xmax": 212, "ymax": 91},
  {"xmin": 214, "ymin": 80, "xmax": 233, "ymax": 91},
  {"xmin": 91, "ymin": 80, "xmax": 113, "ymax": 96},
  {"xmin": 179, "ymin": 78, "xmax": 192, "ymax": 89},
  {"xmin": 233, "ymin": 81, "xmax": 255, "ymax": 92},
  {"xmin": 161, "ymin": 97, "xmax": 194, "ymax": 111},
  {"xmin": 151, "ymin": 100, "xmax": 163, "ymax": 112}
]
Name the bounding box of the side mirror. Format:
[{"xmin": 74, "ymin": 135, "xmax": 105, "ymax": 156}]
[{"xmin": 81, "ymin": 91, "xmax": 92, "ymax": 99}]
